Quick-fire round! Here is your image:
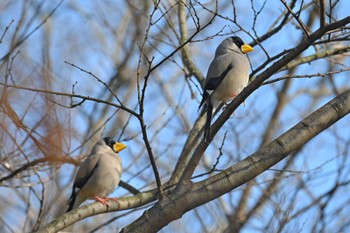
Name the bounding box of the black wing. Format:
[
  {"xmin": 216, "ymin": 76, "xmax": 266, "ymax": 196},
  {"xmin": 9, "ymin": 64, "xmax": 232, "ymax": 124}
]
[
  {"xmin": 198, "ymin": 63, "xmax": 233, "ymax": 112},
  {"xmin": 73, "ymin": 160, "xmax": 100, "ymax": 189},
  {"xmin": 66, "ymin": 156, "xmax": 101, "ymax": 212},
  {"xmin": 204, "ymin": 103, "xmax": 213, "ymax": 142}
]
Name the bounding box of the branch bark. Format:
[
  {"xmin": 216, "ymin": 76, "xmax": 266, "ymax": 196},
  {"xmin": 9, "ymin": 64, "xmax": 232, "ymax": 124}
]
[
  {"xmin": 23, "ymin": 12, "xmax": 350, "ymax": 233},
  {"xmin": 121, "ymin": 87, "xmax": 350, "ymax": 233},
  {"xmin": 35, "ymin": 190, "xmax": 157, "ymax": 233},
  {"xmin": 178, "ymin": 16, "xmax": 350, "ymax": 183}
]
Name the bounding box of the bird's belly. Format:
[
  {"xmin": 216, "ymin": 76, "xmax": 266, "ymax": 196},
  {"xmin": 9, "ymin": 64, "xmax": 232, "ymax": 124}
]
[
  {"xmin": 80, "ymin": 163, "xmax": 121, "ymax": 199},
  {"xmin": 92, "ymin": 172, "xmax": 120, "ymax": 197},
  {"xmin": 213, "ymin": 71, "xmax": 248, "ymax": 102}
]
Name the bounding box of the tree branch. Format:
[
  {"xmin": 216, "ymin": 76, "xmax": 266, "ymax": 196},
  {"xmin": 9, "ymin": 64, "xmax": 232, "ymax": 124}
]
[
  {"xmin": 120, "ymin": 87, "xmax": 350, "ymax": 233},
  {"xmin": 0, "ymin": 0, "xmax": 64, "ymax": 62},
  {"xmin": 319, "ymin": 0, "xmax": 326, "ymax": 27},
  {"xmin": 178, "ymin": 16, "xmax": 350, "ymax": 183},
  {"xmin": 35, "ymin": 190, "xmax": 158, "ymax": 233},
  {"xmin": 178, "ymin": 0, "xmax": 206, "ymax": 86}
]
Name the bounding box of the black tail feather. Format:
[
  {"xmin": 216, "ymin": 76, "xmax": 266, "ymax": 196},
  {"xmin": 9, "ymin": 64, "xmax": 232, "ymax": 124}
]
[
  {"xmin": 199, "ymin": 103, "xmax": 207, "ymax": 117},
  {"xmin": 204, "ymin": 103, "xmax": 213, "ymax": 143},
  {"xmin": 198, "ymin": 92, "xmax": 208, "ymax": 113},
  {"xmin": 66, "ymin": 191, "xmax": 76, "ymax": 213}
]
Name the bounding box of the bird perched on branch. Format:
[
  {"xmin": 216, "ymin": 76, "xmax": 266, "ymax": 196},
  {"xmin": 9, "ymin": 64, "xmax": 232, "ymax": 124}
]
[
  {"xmin": 198, "ymin": 36, "xmax": 254, "ymax": 142},
  {"xmin": 66, "ymin": 137, "xmax": 127, "ymax": 212}
]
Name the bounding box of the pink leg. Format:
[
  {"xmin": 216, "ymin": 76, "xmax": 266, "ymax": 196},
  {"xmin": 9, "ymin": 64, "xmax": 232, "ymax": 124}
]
[
  {"xmin": 106, "ymin": 197, "xmax": 119, "ymax": 203},
  {"xmin": 222, "ymin": 94, "xmax": 242, "ymax": 118},
  {"xmin": 230, "ymin": 93, "xmax": 237, "ymax": 99},
  {"xmin": 94, "ymin": 196, "xmax": 110, "ymax": 206},
  {"xmin": 222, "ymin": 94, "xmax": 237, "ymax": 111}
]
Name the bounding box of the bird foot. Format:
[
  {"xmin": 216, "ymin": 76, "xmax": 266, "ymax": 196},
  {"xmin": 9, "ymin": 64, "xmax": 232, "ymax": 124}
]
[
  {"xmin": 221, "ymin": 94, "xmax": 237, "ymax": 110},
  {"xmin": 106, "ymin": 197, "xmax": 119, "ymax": 203},
  {"xmin": 222, "ymin": 104, "xmax": 236, "ymax": 117},
  {"xmin": 94, "ymin": 196, "xmax": 111, "ymax": 206},
  {"xmin": 230, "ymin": 94, "xmax": 237, "ymax": 99},
  {"xmin": 221, "ymin": 94, "xmax": 245, "ymax": 113},
  {"xmin": 222, "ymin": 102, "xmax": 229, "ymax": 111}
]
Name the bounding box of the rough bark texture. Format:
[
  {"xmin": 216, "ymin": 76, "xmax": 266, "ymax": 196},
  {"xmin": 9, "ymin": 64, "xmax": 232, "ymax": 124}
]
[{"xmin": 120, "ymin": 89, "xmax": 350, "ymax": 232}]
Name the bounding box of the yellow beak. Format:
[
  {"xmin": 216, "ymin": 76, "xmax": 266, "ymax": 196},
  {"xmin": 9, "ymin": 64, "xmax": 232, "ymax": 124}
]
[
  {"xmin": 113, "ymin": 142, "xmax": 127, "ymax": 153},
  {"xmin": 241, "ymin": 44, "xmax": 254, "ymax": 53}
]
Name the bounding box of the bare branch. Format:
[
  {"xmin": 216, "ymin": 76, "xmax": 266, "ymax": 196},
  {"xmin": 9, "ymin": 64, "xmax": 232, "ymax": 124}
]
[
  {"xmin": 0, "ymin": 19, "xmax": 14, "ymax": 43},
  {"xmin": 280, "ymin": 0, "xmax": 310, "ymax": 36},
  {"xmin": 319, "ymin": 0, "xmax": 326, "ymax": 27},
  {"xmin": 0, "ymin": 0, "xmax": 64, "ymax": 62},
  {"xmin": 179, "ymin": 16, "xmax": 350, "ymax": 183}
]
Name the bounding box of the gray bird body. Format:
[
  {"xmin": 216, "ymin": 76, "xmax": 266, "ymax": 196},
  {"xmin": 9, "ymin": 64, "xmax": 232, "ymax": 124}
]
[
  {"xmin": 66, "ymin": 138, "xmax": 125, "ymax": 212},
  {"xmin": 199, "ymin": 37, "xmax": 253, "ymax": 142},
  {"xmin": 206, "ymin": 42, "xmax": 250, "ymax": 110}
]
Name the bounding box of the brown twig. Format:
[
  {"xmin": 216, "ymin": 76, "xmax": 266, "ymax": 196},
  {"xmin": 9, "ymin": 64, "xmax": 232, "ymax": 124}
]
[
  {"xmin": 0, "ymin": 19, "xmax": 14, "ymax": 43},
  {"xmin": 178, "ymin": 16, "xmax": 350, "ymax": 184},
  {"xmin": 263, "ymin": 68, "xmax": 350, "ymax": 85},
  {"xmin": 280, "ymin": 0, "xmax": 310, "ymax": 36},
  {"xmin": 319, "ymin": 0, "xmax": 326, "ymax": 27},
  {"xmin": 64, "ymin": 61, "xmax": 123, "ymax": 105},
  {"xmin": 0, "ymin": 82, "xmax": 138, "ymax": 117},
  {"xmin": 0, "ymin": 0, "xmax": 64, "ymax": 62}
]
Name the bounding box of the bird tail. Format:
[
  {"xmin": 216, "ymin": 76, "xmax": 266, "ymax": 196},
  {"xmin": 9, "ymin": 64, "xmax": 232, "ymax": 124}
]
[
  {"xmin": 204, "ymin": 103, "xmax": 213, "ymax": 143},
  {"xmin": 199, "ymin": 102, "xmax": 207, "ymax": 117},
  {"xmin": 198, "ymin": 91, "xmax": 209, "ymax": 113},
  {"xmin": 66, "ymin": 190, "xmax": 77, "ymax": 213}
]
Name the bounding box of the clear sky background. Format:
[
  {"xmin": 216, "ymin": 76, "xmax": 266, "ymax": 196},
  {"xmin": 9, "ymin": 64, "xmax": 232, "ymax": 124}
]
[{"xmin": 0, "ymin": 0, "xmax": 349, "ymax": 232}]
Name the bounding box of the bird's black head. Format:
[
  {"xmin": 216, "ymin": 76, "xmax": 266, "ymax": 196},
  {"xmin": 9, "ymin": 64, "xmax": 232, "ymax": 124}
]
[
  {"xmin": 103, "ymin": 137, "xmax": 116, "ymax": 150},
  {"xmin": 230, "ymin": 36, "xmax": 245, "ymax": 48}
]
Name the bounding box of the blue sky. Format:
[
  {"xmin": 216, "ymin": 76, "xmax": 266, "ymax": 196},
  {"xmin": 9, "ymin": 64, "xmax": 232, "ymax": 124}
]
[{"xmin": 0, "ymin": 0, "xmax": 349, "ymax": 232}]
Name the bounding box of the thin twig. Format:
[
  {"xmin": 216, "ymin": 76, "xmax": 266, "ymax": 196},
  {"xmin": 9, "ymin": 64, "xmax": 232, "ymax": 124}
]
[
  {"xmin": 0, "ymin": 0, "xmax": 64, "ymax": 61},
  {"xmin": 211, "ymin": 131, "xmax": 228, "ymax": 171},
  {"xmin": 0, "ymin": 157, "xmax": 78, "ymax": 183},
  {"xmin": 319, "ymin": 0, "xmax": 326, "ymax": 27},
  {"xmin": 64, "ymin": 61, "xmax": 123, "ymax": 105},
  {"xmin": 138, "ymin": 55, "xmax": 162, "ymax": 195},
  {"xmin": 0, "ymin": 82, "xmax": 139, "ymax": 117},
  {"xmin": 263, "ymin": 68, "xmax": 350, "ymax": 85},
  {"xmin": 137, "ymin": 3, "xmax": 163, "ymax": 195},
  {"xmin": 178, "ymin": 16, "xmax": 350, "ymax": 184},
  {"xmin": 280, "ymin": 0, "xmax": 310, "ymax": 36},
  {"xmin": 0, "ymin": 19, "xmax": 14, "ymax": 43}
]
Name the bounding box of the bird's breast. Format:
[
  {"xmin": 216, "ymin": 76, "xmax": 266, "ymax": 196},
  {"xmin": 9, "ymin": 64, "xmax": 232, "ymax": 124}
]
[
  {"xmin": 82, "ymin": 154, "xmax": 122, "ymax": 198},
  {"xmin": 212, "ymin": 63, "xmax": 249, "ymax": 102}
]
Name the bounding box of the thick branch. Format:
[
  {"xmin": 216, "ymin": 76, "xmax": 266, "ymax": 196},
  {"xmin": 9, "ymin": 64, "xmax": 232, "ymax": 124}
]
[
  {"xmin": 178, "ymin": 16, "xmax": 350, "ymax": 182},
  {"xmin": 121, "ymin": 88, "xmax": 350, "ymax": 233},
  {"xmin": 168, "ymin": 114, "xmax": 206, "ymax": 184},
  {"xmin": 194, "ymin": 88, "xmax": 350, "ymax": 202},
  {"xmin": 178, "ymin": 0, "xmax": 205, "ymax": 85},
  {"xmin": 36, "ymin": 190, "xmax": 157, "ymax": 233}
]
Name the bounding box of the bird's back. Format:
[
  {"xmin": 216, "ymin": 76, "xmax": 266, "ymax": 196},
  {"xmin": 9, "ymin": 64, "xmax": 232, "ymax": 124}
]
[{"xmin": 206, "ymin": 51, "xmax": 249, "ymax": 109}]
